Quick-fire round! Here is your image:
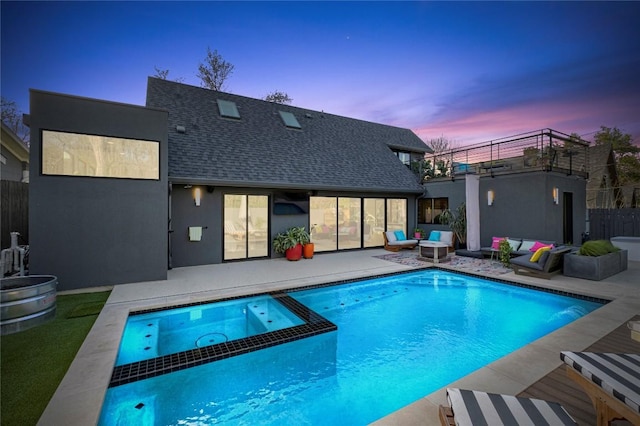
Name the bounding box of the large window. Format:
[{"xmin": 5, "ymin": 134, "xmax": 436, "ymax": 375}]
[
  {"xmin": 418, "ymin": 198, "xmax": 448, "ymax": 224},
  {"xmin": 310, "ymin": 196, "xmax": 406, "ymax": 252},
  {"xmin": 224, "ymin": 194, "xmax": 268, "ymax": 260},
  {"xmin": 42, "ymin": 130, "xmax": 159, "ymax": 179}
]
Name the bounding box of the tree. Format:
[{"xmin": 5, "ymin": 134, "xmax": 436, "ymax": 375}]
[
  {"xmin": 1, "ymin": 97, "xmax": 30, "ymax": 143},
  {"xmin": 427, "ymin": 135, "xmax": 458, "ymax": 153},
  {"xmin": 594, "ymin": 126, "xmax": 637, "ymax": 156},
  {"xmin": 153, "ymin": 66, "xmax": 170, "ymax": 80},
  {"xmin": 264, "ymin": 90, "xmax": 293, "ymax": 104},
  {"xmin": 593, "ymin": 126, "xmax": 639, "ymax": 186},
  {"xmin": 153, "ymin": 66, "xmax": 184, "ymax": 83},
  {"xmin": 197, "ymin": 47, "xmax": 234, "ymax": 91}
]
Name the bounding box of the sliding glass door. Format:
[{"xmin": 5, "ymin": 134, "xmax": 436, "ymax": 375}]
[
  {"xmin": 363, "ymin": 198, "xmax": 385, "ymax": 247},
  {"xmin": 309, "ymin": 196, "xmax": 337, "ymax": 253},
  {"xmin": 224, "ymin": 194, "xmax": 269, "ymax": 260},
  {"xmin": 310, "ymin": 196, "xmax": 406, "ymax": 252},
  {"xmin": 386, "ymin": 199, "xmax": 407, "ymax": 235}
]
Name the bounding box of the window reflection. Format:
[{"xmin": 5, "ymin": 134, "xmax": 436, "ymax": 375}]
[
  {"xmin": 42, "ymin": 130, "xmax": 159, "ymax": 179},
  {"xmin": 310, "ymin": 197, "xmax": 406, "ymax": 251},
  {"xmin": 224, "ymin": 194, "xmax": 268, "ymax": 260}
]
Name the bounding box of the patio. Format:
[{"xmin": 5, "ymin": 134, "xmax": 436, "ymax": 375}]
[{"xmin": 41, "ymin": 249, "xmax": 640, "ymax": 425}]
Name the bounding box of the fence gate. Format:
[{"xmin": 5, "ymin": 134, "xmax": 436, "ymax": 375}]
[
  {"xmin": 1, "ymin": 181, "xmax": 29, "ymax": 250},
  {"xmin": 588, "ymin": 208, "xmax": 640, "ymax": 240}
]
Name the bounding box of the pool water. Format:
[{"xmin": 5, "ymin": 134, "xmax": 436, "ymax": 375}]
[
  {"xmin": 100, "ymin": 270, "xmax": 603, "ymax": 425},
  {"xmin": 115, "ymin": 295, "xmax": 304, "ymax": 365}
]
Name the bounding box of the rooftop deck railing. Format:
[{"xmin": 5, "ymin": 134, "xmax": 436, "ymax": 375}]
[{"xmin": 418, "ymin": 129, "xmax": 590, "ymax": 182}]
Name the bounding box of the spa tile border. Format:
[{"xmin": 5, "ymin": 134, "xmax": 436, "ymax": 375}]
[{"xmin": 109, "ymin": 293, "xmax": 335, "ymax": 387}]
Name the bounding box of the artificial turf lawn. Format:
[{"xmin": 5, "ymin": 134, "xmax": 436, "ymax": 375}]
[{"xmin": 1, "ymin": 290, "xmax": 111, "ymax": 426}]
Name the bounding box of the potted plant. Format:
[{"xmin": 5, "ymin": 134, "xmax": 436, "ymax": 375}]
[
  {"xmin": 291, "ymin": 226, "xmax": 314, "ymax": 259},
  {"xmin": 273, "ymin": 231, "xmax": 301, "ymax": 261},
  {"xmin": 564, "ymin": 240, "xmax": 628, "ymax": 281},
  {"xmin": 498, "ymin": 239, "xmax": 512, "ymax": 266},
  {"xmin": 413, "ymin": 228, "xmax": 423, "ymax": 239},
  {"xmin": 439, "ymin": 202, "xmax": 467, "ymax": 249}
]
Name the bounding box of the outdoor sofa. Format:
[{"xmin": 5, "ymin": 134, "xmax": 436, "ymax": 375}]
[
  {"xmin": 382, "ymin": 231, "xmax": 418, "ymax": 252},
  {"xmin": 481, "ymin": 237, "xmax": 556, "ymax": 258},
  {"xmin": 424, "ymin": 230, "xmax": 456, "ymax": 252},
  {"xmin": 510, "ymin": 246, "xmax": 573, "ymax": 279}
]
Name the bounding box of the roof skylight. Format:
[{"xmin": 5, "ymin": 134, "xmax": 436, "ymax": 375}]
[
  {"xmin": 217, "ymin": 99, "xmax": 240, "ymax": 119},
  {"xmin": 278, "ymin": 111, "xmax": 301, "ymax": 129}
]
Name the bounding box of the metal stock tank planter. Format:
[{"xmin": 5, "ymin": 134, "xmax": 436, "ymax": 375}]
[{"xmin": 1, "ymin": 275, "xmax": 57, "ymax": 335}]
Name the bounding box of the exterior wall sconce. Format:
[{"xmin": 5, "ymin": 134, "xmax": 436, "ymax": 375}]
[
  {"xmin": 552, "ymin": 187, "xmax": 559, "ymax": 205},
  {"xmin": 194, "ymin": 187, "xmax": 201, "ymax": 207},
  {"xmin": 487, "ymin": 190, "xmax": 495, "ymax": 206}
]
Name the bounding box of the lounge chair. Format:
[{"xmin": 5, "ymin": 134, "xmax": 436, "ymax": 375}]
[
  {"xmin": 561, "ymin": 351, "xmax": 640, "ymax": 426},
  {"xmin": 382, "ymin": 231, "xmax": 417, "ymax": 252},
  {"xmin": 439, "ymin": 388, "xmax": 577, "ymax": 426},
  {"xmin": 510, "ymin": 246, "xmax": 572, "ymax": 279}
]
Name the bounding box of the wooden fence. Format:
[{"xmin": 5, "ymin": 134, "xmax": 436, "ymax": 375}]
[
  {"xmin": 588, "ymin": 208, "xmax": 640, "ymax": 240},
  {"xmin": 1, "ymin": 181, "xmax": 29, "ymax": 250}
]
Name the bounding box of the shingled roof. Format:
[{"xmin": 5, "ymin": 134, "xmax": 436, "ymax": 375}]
[{"xmin": 146, "ymin": 78, "xmax": 429, "ymax": 193}]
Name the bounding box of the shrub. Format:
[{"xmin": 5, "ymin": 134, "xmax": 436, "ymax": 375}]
[
  {"xmin": 578, "ymin": 240, "xmax": 620, "ymax": 256},
  {"xmin": 498, "ymin": 238, "xmax": 512, "ymax": 266}
]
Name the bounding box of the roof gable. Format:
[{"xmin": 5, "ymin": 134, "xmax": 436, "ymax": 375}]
[{"xmin": 146, "ymin": 78, "xmax": 427, "ymax": 193}]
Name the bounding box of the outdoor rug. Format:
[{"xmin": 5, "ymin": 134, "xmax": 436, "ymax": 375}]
[{"xmin": 374, "ymin": 251, "xmax": 512, "ymax": 275}]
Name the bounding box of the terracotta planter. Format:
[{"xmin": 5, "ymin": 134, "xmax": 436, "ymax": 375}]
[
  {"xmin": 303, "ymin": 243, "xmax": 315, "ymax": 259},
  {"xmin": 285, "ymin": 244, "xmax": 303, "ymax": 261}
]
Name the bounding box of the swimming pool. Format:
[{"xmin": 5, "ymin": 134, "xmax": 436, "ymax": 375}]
[{"xmin": 99, "ymin": 269, "xmax": 604, "ymax": 425}]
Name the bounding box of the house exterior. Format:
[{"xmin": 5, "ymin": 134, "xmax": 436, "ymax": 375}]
[
  {"xmin": 145, "ymin": 78, "xmax": 430, "ymax": 268},
  {"xmin": 1, "ymin": 122, "xmax": 30, "ymax": 250},
  {"xmin": 28, "ymin": 90, "xmax": 169, "ymax": 290},
  {"xmin": 420, "ymin": 129, "xmax": 590, "ymax": 247},
  {"xmin": 1, "ymin": 122, "xmax": 29, "ymax": 183},
  {"xmin": 586, "ymin": 143, "xmax": 623, "ymax": 209},
  {"xmin": 27, "ymin": 80, "xmax": 431, "ymax": 290}
]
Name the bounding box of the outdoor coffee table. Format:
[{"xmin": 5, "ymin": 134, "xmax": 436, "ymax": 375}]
[{"xmin": 419, "ymin": 241, "xmax": 450, "ymax": 263}]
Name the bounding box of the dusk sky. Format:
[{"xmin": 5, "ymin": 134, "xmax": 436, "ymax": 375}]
[{"xmin": 2, "ymin": 1, "xmax": 639, "ymax": 147}]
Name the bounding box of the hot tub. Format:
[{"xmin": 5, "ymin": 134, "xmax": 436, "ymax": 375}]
[
  {"xmin": 1, "ymin": 275, "xmax": 57, "ymax": 335},
  {"xmin": 611, "ymin": 236, "xmax": 640, "ymax": 262}
]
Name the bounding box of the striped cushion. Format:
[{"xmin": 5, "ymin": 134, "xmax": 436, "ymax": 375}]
[
  {"xmin": 446, "ymin": 388, "xmax": 576, "ymax": 426},
  {"xmin": 561, "ymin": 351, "xmax": 640, "ymax": 414}
]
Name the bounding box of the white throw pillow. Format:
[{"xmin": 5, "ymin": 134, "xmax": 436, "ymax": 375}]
[
  {"xmin": 385, "ymin": 231, "xmax": 397, "ymax": 242},
  {"xmin": 439, "ymin": 231, "xmax": 454, "ymax": 246},
  {"xmin": 507, "ymin": 238, "xmax": 521, "ymax": 251},
  {"xmin": 519, "ymin": 240, "xmax": 536, "ymax": 251}
]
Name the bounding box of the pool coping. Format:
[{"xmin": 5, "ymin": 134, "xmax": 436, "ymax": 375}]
[{"xmin": 37, "ymin": 249, "xmax": 640, "ymax": 426}]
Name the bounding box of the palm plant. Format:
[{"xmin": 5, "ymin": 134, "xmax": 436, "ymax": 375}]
[{"xmin": 438, "ymin": 202, "xmax": 467, "ymax": 245}]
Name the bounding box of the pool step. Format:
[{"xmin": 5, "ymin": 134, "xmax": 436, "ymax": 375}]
[{"xmin": 246, "ymin": 300, "xmax": 297, "ymax": 334}]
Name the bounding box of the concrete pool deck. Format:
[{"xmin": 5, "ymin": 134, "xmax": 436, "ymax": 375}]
[{"xmin": 39, "ymin": 249, "xmax": 640, "ymax": 425}]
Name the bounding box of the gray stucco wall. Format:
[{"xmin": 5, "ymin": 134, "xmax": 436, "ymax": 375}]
[
  {"xmin": 421, "ymin": 171, "xmax": 587, "ymax": 247},
  {"xmin": 29, "ymin": 90, "xmax": 168, "ymax": 290}
]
